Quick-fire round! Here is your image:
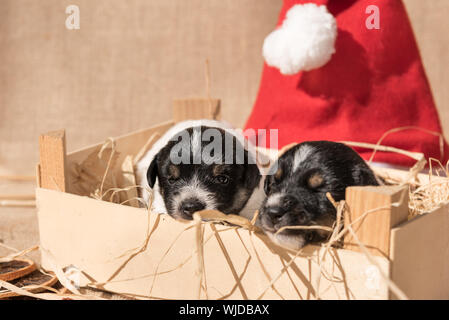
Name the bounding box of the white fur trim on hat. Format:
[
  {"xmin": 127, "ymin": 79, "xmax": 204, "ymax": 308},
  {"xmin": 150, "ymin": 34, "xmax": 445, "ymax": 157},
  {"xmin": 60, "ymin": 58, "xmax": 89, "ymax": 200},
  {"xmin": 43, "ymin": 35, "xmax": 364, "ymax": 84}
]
[{"xmin": 263, "ymin": 3, "xmax": 337, "ymax": 75}]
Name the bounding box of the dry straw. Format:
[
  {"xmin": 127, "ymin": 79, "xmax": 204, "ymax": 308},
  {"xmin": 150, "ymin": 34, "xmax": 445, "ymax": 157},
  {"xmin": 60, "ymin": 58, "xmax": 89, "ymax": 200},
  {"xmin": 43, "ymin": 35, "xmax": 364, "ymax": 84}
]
[{"xmin": 4, "ymin": 127, "xmax": 449, "ymax": 300}]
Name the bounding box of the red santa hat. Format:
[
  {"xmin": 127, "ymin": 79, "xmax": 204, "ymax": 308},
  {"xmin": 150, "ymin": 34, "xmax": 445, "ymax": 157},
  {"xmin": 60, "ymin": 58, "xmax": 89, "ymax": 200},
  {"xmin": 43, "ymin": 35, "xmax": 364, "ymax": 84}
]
[{"xmin": 245, "ymin": 0, "xmax": 449, "ymax": 168}]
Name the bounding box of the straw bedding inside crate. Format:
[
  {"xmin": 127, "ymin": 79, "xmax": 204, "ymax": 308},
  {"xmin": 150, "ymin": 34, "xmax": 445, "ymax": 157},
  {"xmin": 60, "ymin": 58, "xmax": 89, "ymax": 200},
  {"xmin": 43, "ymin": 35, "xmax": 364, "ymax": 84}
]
[{"xmin": 5, "ymin": 125, "xmax": 446, "ymax": 300}]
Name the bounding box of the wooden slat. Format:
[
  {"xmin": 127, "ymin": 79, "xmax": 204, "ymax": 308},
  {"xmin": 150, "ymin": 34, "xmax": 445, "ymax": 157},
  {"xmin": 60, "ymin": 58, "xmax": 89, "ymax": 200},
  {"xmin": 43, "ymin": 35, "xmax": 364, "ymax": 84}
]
[
  {"xmin": 390, "ymin": 203, "xmax": 449, "ymax": 299},
  {"xmin": 343, "ymin": 185, "xmax": 409, "ymax": 257},
  {"xmin": 38, "ymin": 130, "xmax": 67, "ymax": 192},
  {"xmin": 36, "ymin": 164, "xmax": 42, "ymax": 188},
  {"xmin": 119, "ymin": 155, "xmax": 139, "ymax": 208},
  {"xmin": 173, "ymin": 98, "xmax": 221, "ymax": 122}
]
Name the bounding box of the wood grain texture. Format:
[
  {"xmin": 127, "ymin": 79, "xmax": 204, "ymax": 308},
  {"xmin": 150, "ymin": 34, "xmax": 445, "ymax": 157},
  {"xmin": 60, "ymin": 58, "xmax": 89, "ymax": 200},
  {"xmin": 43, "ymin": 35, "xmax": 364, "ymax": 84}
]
[
  {"xmin": 119, "ymin": 155, "xmax": 139, "ymax": 208},
  {"xmin": 344, "ymin": 185, "xmax": 409, "ymax": 257},
  {"xmin": 390, "ymin": 203, "xmax": 449, "ymax": 299},
  {"xmin": 38, "ymin": 130, "xmax": 67, "ymax": 192},
  {"xmin": 173, "ymin": 98, "xmax": 221, "ymax": 122}
]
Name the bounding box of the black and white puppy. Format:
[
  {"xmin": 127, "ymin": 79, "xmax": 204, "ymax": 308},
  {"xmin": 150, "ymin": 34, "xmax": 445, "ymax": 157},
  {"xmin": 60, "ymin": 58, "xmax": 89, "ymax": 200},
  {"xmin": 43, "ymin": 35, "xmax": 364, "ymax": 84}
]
[
  {"xmin": 259, "ymin": 141, "xmax": 380, "ymax": 250},
  {"xmin": 136, "ymin": 120, "xmax": 265, "ymax": 221}
]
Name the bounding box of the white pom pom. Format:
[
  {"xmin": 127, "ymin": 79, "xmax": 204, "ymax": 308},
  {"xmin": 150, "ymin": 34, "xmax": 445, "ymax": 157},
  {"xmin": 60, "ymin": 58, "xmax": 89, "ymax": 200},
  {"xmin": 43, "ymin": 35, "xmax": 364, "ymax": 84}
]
[{"xmin": 263, "ymin": 3, "xmax": 337, "ymax": 75}]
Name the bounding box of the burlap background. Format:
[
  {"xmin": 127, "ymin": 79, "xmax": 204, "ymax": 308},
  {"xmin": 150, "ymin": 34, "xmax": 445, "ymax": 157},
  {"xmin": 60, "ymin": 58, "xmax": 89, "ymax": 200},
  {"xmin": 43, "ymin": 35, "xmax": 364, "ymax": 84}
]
[{"xmin": 0, "ymin": 0, "xmax": 448, "ymax": 176}]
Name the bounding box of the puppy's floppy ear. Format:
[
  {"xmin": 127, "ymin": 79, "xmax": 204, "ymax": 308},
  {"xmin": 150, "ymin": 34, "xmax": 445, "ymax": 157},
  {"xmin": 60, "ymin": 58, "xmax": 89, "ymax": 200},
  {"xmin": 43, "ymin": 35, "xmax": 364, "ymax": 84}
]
[
  {"xmin": 242, "ymin": 150, "xmax": 261, "ymax": 190},
  {"xmin": 146, "ymin": 155, "xmax": 159, "ymax": 188},
  {"xmin": 264, "ymin": 161, "xmax": 281, "ymax": 195},
  {"xmin": 244, "ymin": 163, "xmax": 261, "ymax": 191},
  {"xmin": 264, "ymin": 174, "xmax": 274, "ymax": 195}
]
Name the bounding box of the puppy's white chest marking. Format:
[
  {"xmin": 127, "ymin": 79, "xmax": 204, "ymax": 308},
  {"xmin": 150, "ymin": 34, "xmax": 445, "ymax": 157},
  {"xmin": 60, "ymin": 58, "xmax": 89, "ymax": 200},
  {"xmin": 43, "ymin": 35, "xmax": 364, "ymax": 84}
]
[
  {"xmin": 292, "ymin": 145, "xmax": 314, "ymax": 172},
  {"xmin": 266, "ymin": 192, "xmax": 283, "ymax": 207}
]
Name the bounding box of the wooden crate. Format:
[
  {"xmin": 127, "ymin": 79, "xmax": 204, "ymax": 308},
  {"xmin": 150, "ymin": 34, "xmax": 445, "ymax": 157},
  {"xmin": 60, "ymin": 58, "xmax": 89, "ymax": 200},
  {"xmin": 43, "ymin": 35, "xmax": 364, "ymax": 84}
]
[{"xmin": 35, "ymin": 99, "xmax": 449, "ymax": 300}]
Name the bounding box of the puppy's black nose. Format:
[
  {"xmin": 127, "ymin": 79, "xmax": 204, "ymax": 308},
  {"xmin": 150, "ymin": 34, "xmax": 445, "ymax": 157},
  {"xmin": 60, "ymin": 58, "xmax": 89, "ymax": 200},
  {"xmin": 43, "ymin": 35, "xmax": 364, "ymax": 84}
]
[
  {"xmin": 265, "ymin": 206, "xmax": 285, "ymax": 221},
  {"xmin": 282, "ymin": 195, "xmax": 297, "ymax": 210},
  {"xmin": 180, "ymin": 199, "xmax": 206, "ymax": 217}
]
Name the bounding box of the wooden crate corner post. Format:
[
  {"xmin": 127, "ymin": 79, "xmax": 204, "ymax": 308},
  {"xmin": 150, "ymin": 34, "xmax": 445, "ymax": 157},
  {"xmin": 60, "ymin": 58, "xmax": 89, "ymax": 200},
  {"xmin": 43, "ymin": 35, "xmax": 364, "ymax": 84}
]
[
  {"xmin": 343, "ymin": 185, "xmax": 409, "ymax": 257},
  {"xmin": 38, "ymin": 129, "xmax": 67, "ymax": 192},
  {"xmin": 173, "ymin": 98, "xmax": 221, "ymax": 122}
]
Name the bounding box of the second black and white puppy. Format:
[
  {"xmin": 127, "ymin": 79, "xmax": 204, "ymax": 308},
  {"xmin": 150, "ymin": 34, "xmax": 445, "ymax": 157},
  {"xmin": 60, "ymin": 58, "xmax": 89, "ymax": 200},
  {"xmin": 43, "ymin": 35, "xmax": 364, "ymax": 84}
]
[
  {"xmin": 259, "ymin": 141, "xmax": 380, "ymax": 250},
  {"xmin": 136, "ymin": 120, "xmax": 265, "ymax": 221}
]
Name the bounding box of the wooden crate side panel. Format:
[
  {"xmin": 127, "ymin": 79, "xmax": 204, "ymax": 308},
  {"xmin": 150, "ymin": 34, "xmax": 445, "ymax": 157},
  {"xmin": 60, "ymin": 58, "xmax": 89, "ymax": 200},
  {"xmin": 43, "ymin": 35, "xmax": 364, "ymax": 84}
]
[
  {"xmin": 66, "ymin": 120, "xmax": 174, "ymax": 163},
  {"xmin": 390, "ymin": 203, "xmax": 449, "ymax": 299},
  {"xmin": 65, "ymin": 121, "xmax": 174, "ymax": 194},
  {"xmin": 36, "ymin": 188, "xmax": 390, "ymax": 300},
  {"xmin": 344, "ymin": 186, "xmax": 409, "ymax": 257}
]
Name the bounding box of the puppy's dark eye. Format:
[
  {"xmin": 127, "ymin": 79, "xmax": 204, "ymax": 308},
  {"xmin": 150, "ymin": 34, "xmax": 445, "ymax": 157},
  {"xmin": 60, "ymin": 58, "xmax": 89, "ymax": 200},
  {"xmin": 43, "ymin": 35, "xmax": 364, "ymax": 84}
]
[
  {"xmin": 214, "ymin": 175, "xmax": 229, "ymax": 185},
  {"xmin": 168, "ymin": 177, "xmax": 177, "ymax": 184}
]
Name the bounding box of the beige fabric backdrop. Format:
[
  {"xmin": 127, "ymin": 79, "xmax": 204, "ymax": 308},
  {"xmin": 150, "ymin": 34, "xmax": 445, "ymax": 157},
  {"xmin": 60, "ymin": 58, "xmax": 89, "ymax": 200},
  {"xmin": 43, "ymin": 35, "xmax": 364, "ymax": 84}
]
[
  {"xmin": 0, "ymin": 0, "xmax": 448, "ymax": 176},
  {"xmin": 405, "ymin": 0, "xmax": 449, "ymax": 138}
]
